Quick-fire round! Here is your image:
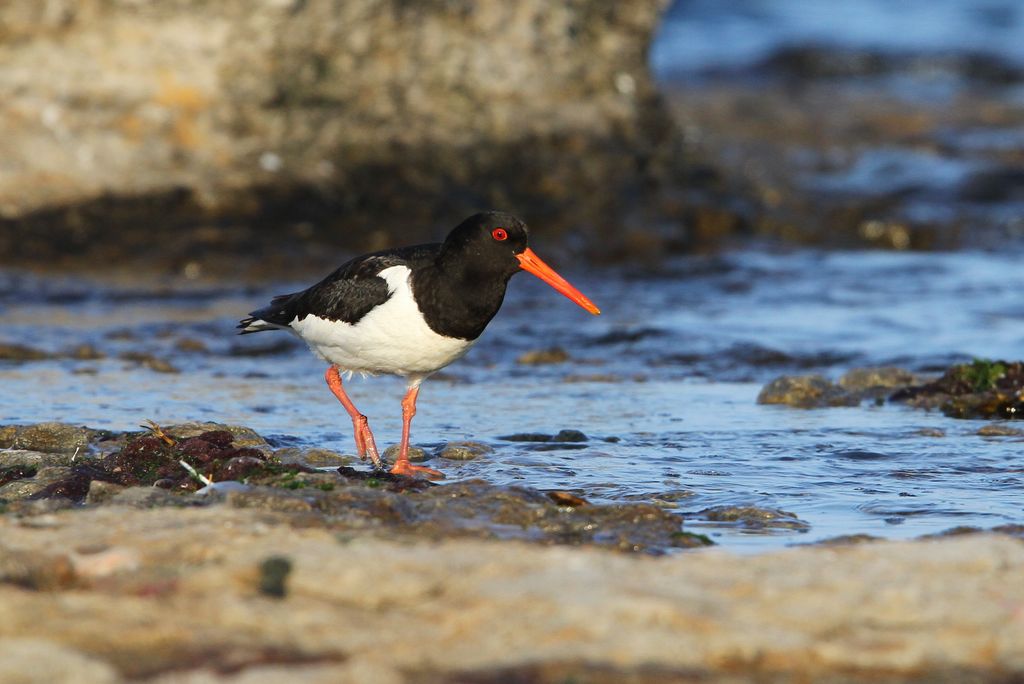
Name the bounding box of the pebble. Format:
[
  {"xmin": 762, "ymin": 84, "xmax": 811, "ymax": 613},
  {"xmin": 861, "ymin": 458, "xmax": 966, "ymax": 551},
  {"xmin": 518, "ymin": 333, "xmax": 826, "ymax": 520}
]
[{"xmin": 436, "ymin": 441, "xmax": 494, "ymax": 460}]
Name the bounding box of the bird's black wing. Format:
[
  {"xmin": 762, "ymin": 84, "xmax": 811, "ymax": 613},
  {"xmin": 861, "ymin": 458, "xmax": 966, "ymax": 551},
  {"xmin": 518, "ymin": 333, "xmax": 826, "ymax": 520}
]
[{"xmin": 238, "ymin": 243, "xmax": 440, "ymax": 333}]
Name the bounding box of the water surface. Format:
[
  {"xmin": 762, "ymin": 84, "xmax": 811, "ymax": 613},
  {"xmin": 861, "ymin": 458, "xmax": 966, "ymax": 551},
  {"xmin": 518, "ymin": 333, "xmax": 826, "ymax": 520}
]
[{"xmin": 2, "ymin": 248, "xmax": 1021, "ymax": 551}]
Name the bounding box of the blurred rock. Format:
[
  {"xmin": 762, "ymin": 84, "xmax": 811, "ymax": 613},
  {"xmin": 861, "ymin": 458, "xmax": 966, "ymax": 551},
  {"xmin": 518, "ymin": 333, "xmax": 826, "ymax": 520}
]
[
  {"xmin": 0, "ymin": 0, "xmax": 694, "ymax": 272},
  {"xmin": 436, "ymin": 441, "xmax": 494, "ymax": 461},
  {"xmin": 0, "ymin": 343, "xmax": 52, "ymax": 361},
  {"xmin": 517, "ymin": 347, "xmax": 570, "ymax": 365},
  {"xmin": 757, "ymin": 374, "xmax": 859, "ymax": 408},
  {"xmin": 0, "ymin": 507, "xmax": 1021, "ymax": 681}
]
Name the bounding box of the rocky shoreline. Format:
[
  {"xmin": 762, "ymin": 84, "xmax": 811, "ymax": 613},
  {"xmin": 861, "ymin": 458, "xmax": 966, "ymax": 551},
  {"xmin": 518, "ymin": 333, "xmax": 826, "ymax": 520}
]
[
  {"xmin": 1, "ymin": 419, "xmax": 1023, "ymax": 681},
  {"xmin": 1, "ymin": 496, "xmax": 1022, "ymax": 682}
]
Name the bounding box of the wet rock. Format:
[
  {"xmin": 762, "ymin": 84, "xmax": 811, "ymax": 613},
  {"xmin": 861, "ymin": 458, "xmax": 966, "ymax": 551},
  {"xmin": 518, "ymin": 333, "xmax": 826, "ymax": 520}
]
[
  {"xmin": 0, "ymin": 423, "xmax": 97, "ymax": 453},
  {"xmin": 546, "ymin": 491, "xmax": 589, "ymax": 507},
  {"xmin": 915, "ymin": 427, "xmax": 946, "ymax": 437},
  {"xmin": 64, "ymin": 344, "xmax": 105, "ymax": 360},
  {"xmin": 499, "ymin": 432, "xmax": 559, "ymax": 442},
  {"xmin": 275, "ymin": 447, "xmax": 354, "ymax": 468},
  {"xmin": 838, "ymin": 366, "xmax": 920, "ymax": 393},
  {"xmin": 165, "ymin": 423, "xmax": 270, "ymax": 450},
  {"xmin": 697, "ymin": 505, "xmax": 810, "ymax": 530},
  {"xmin": 757, "ymin": 374, "xmax": 858, "ymax": 408},
  {"xmin": 923, "ymin": 524, "xmax": 1024, "ymax": 541},
  {"xmin": 173, "ymin": 338, "xmax": 208, "ymax": 353},
  {"xmin": 0, "ymin": 342, "xmax": 52, "ymax": 361},
  {"xmin": 382, "ymin": 444, "xmax": 429, "ymax": 464},
  {"xmin": 809, "ymin": 534, "xmax": 885, "ymax": 546},
  {"xmin": 553, "ymin": 429, "xmax": 588, "ymax": 443},
  {"xmin": 891, "ymin": 359, "xmax": 1024, "ymax": 419},
  {"xmin": 0, "ymin": 466, "xmax": 77, "ymax": 501},
  {"xmin": 517, "ymin": 347, "xmax": 570, "ymax": 365},
  {"xmin": 436, "ymin": 441, "xmax": 494, "ymax": 461},
  {"xmin": 84, "ymin": 480, "xmax": 126, "ymax": 506},
  {"xmin": 497, "ymin": 430, "xmax": 588, "ymax": 443},
  {"xmin": 0, "ymin": 450, "xmax": 79, "ymax": 470},
  {"xmin": 118, "ymin": 352, "xmax": 179, "ymax": 374},
  {"xmin": 976, "ymin": 423, "xmax": 1023, "ymax": 437}
]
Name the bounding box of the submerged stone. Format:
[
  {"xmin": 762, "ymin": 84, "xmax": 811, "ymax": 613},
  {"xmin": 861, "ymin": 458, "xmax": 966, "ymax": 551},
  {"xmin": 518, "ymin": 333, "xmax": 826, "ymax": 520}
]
[
  {"xmin": 757, "ymin": 374, "xmax": 858, "ymax": 408},
  {"xmin": 436, "ymin": 441, "xmax": 494, "ymax": 460},
  {"xmin": 697, "ymin": 505, "xmax": 810, "ymax": 531}
]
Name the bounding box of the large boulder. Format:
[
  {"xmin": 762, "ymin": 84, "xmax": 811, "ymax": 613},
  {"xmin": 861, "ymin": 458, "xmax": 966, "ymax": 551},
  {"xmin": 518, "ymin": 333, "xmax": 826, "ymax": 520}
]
[{"xmin": 0, "ymin": 0, "xmax": 705, "ymax": 270}]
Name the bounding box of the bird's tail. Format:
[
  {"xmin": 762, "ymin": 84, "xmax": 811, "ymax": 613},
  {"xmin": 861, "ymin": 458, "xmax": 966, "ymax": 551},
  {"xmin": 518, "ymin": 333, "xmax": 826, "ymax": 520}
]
[{"xmin": 237, "ymin": 317, "xmax": 280, "ymax": 335}]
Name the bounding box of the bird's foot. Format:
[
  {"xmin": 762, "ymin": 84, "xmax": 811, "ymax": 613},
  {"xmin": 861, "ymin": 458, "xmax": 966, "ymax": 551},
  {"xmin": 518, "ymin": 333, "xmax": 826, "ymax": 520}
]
[
  {"xmin": 389, "ymin": 460, "xmax": 445, "ymax": 480},
  {"xmin": 351, "ymin": 418, "xmax": 383, "ymax": 469}
]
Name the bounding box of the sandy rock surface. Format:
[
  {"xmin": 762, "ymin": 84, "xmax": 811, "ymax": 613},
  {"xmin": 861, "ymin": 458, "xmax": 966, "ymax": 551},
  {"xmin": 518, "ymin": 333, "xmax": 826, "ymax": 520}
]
[
  {"xmin": 0, "ymin": 0, "xmax": 686, "ymax": 270},
  {"xmin": 0, "ymin": 505, "xmax": 1021, "ymax": 682}
]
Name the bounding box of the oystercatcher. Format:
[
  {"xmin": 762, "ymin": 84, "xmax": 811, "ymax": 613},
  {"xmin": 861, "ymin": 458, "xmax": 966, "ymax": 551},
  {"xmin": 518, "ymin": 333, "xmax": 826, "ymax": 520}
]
[{"xmin": 239, "ymin": 212, "xmax": 600, "ymax": 478}]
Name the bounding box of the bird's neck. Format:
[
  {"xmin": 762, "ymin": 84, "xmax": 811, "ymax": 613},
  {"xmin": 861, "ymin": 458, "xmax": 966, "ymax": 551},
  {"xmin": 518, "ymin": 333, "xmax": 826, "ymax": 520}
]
[{"xmin": 412, "ymin": 260, "xmax": 512, "ymax": 341}]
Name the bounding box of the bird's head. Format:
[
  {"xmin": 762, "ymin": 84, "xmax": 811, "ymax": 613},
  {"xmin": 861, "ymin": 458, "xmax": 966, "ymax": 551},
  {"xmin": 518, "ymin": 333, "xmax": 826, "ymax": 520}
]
[{"xmin": 441, "ymin": 211, "xmax": 600, "ymax": 315}]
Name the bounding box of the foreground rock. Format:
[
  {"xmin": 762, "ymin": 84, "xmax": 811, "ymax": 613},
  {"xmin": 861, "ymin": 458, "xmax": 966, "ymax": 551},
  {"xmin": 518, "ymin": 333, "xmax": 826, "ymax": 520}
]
[
  {"xmin": 759, "ymin": 361, "xmax": 1024, "ymax": 420},
  {"xmin": 0, "ymin": 507, "xmax": 1021, "ymax": 682},
  {"xmin": 0, "ymin": 0, "xmax": 703, "ymax": 273},
  {"xmin": 0, "ymin": 422, "xmax": 707, "ymax": 553},
  {"xmin": 891, "ymin": 359, "xmax": 1024, "ymax": 420}
]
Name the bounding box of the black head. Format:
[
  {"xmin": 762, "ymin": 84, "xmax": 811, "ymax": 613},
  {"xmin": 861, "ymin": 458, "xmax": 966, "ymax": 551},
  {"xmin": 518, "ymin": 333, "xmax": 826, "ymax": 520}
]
[{"xmin": 439, "ymin": 211, "xmax": 529, "ymax": 278}]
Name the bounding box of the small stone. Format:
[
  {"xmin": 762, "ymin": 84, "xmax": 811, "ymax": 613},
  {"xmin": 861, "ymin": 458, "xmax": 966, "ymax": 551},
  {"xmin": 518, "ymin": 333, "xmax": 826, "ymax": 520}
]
[
  {"xmin": 517, "ymin": 347, "xmax": 569, "ymax": 365},
  {"xmin": 546, "ymin": 490, "xmax": 589, "ymax": 507},
  {"xmin": 275, "ymin": 447, "xmax": 353, "ymax": 468},
  {"xmin": 383, "ymin": 445, "xmax": 429, "ymax": 462},
  {"xmin": 436, "ymin": 441, "xmax": 494, "ymax": 461},
  {"xmin": 85, "ymin": 480, "xmax": 125, "ymax": 505},
  {"xmin": 258, "ymin": 555, "xmax": 293, "ymax": 598}
]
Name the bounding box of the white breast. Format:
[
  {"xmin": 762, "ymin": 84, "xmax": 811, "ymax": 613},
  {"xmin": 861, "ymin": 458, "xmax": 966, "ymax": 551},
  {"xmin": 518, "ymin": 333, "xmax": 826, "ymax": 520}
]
[{"xmin": 288, "ymin": 266, "xmax": 475, "ymax": 377}]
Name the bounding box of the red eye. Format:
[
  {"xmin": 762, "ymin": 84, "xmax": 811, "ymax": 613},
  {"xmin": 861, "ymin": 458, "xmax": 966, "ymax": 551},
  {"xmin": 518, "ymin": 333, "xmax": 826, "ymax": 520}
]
[{"xmin": 491, "ymin": 228, "xmax": 508, "ymax": 241}]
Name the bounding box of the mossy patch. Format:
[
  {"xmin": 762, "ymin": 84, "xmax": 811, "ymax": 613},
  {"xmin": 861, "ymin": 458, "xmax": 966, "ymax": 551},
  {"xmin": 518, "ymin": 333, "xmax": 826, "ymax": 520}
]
[{"xmin": 892, "ymin": 359, "xmax": 1024, "ymax": 419}]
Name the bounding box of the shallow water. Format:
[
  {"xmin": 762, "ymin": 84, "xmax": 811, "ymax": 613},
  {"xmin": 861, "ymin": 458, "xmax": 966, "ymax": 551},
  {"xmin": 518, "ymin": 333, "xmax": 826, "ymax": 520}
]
[{"xmin": 2, "ymin": 248, "xmax": 1022, "ymax": 551}]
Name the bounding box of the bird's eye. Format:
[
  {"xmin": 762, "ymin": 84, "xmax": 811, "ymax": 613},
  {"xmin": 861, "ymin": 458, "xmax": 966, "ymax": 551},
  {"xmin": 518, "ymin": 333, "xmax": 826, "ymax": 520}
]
[{"xmin": 491, "ymin": 228, "xmax": 508, "ymax": 241}]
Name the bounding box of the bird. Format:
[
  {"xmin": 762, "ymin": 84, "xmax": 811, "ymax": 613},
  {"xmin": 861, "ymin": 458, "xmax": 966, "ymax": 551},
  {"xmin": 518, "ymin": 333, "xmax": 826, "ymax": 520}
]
[{"xmin": 238, "ymin": 211, "xmax": 600, "ymax": 479}]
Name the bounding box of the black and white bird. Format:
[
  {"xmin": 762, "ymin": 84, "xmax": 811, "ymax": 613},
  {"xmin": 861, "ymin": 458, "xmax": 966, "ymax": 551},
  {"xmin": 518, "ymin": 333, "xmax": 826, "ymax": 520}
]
[{"xmin": 239, "ymin": 211, "xmax": 600, "ymax": 478}]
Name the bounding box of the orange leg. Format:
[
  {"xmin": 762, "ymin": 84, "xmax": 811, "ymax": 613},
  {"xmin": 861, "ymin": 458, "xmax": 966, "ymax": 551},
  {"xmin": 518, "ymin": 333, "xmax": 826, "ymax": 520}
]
[
  {"xmin": 389, "ymin": 384, "xmax": 444, "ymax": 479},
  {"xmin": 325, "ymin": 366, "xmax": 383, "ymax": 470}
]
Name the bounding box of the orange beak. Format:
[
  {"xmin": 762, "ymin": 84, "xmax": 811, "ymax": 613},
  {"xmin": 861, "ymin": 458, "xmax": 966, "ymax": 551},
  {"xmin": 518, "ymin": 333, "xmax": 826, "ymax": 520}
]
[{"xmin": 515, "ymin": 248, "xmax": 601, "ymax": 315}]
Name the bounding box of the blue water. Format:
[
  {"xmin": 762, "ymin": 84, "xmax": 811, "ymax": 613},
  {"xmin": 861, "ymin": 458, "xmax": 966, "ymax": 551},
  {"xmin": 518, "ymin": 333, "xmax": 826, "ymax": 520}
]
[
  {"xmin": 2, "ymin": 248, "xmax": 1022, "ymax": 551},
  {"xmin": 652, "ymin": 0, "xmax": 1024, "ymax": 76}
]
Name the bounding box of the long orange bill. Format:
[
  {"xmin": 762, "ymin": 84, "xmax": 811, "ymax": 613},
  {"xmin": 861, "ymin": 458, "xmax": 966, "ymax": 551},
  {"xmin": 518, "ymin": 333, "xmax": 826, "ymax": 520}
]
[{"xmin": 516, "ymin": 248, "xmax": 601, "ymax": 315}]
